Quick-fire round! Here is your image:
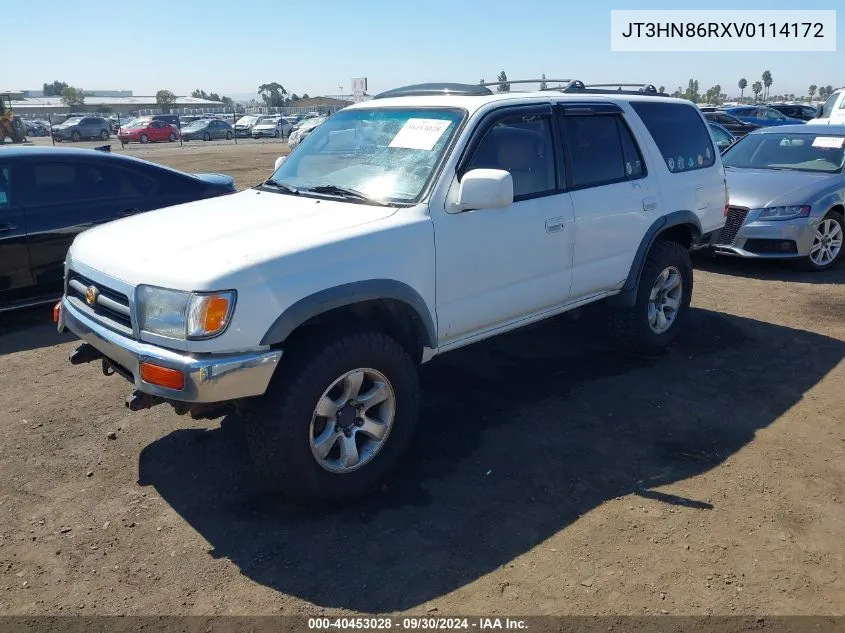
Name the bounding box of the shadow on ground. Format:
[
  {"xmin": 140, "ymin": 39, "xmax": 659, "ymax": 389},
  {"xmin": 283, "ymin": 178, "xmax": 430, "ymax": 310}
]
[
  {"xmin": 693, "ymin": 251, "xmax": 845, "ymax": 284},
  {"xmin": 0, "ymin": 305, "xmax": 72, "ymax": 356},
  {"xmin": 138, "ymin": 308, "xmax": 845, "ymax": 611}
]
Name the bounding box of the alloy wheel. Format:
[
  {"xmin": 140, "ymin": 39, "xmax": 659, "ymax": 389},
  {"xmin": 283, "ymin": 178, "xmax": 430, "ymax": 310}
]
[
  {"xmin": 809, "ymin": 218, "xmax": 843, "ymax": 267},
  {"xmin": 647, "ymin": 266, "xmax": 683, "ymax": 334}
]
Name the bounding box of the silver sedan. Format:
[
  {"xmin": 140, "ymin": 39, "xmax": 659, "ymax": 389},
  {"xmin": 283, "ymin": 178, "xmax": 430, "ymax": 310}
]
[{"xmin": 715, "ymin": 124, "xmax": 845, "ymax": 271}]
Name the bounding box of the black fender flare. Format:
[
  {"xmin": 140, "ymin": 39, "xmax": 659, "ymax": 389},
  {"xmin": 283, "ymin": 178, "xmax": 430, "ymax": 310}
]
[
  {"xmin": 260, "ymin": 279, "xmax": 437, "ymax": 348},
  {"xmin": 607, "ymin": 210, "xmax": 702, "ymax": 308}
]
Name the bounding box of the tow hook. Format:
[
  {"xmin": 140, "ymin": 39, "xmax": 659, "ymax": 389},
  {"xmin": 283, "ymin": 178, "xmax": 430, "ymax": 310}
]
[
  {"xmin": 69, "ymin": 343, "xmax": 102, "ymax": 365},
  {"xmin": 125, "ymin": 390, "xmax": 163, "ymax": 411}
]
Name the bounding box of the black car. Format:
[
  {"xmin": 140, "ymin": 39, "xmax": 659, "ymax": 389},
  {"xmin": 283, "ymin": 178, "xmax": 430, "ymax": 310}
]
[
  {"xmin": 768, "ymin": 104, "xmax": 820, "ymax": 122},
  {"xmin": 0, "ymin": 147, "xmax": 236, "ymax": 311},
  {"xmin": 703, "ymin": 111, "xmax": 760, "ymax": 138},
  {"xmin": 150, "ymin": 113, "xmax": 181, "ymax": 127}
]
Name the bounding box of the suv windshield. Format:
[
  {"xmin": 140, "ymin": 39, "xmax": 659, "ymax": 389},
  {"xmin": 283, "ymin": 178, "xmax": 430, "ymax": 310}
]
[
  {"xmin": 268, "ymin": 107, "xmax": 464, "ymax": 203},
  {"xmin": 722, "ymin": 132, "xmax": 845, "ymax": 173}
]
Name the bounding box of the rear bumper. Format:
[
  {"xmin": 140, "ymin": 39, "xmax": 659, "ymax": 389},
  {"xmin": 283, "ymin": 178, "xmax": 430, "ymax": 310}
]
[{"xmin": 59, "ymin": 297, "xmax": 282, "ymax": 403}]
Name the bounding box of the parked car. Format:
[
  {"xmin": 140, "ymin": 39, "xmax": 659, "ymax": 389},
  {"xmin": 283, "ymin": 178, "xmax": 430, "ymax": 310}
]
[
  {"xmin": 180, "ymin": 118, "xmax": 233, "ymax": 141},
  {"xmin": 711, "ymin": 124, "xmax": 845, "ymax": 271},
  {"xmin": 52, "ymin": 116, "xmax": 111, "ymax": 142},
  {"xmin": 807, "ymin": 88, "xmax": 845, "ymax": 125},
  {"xmin": 698, "ymin": 106, "xmax": 720, "ymax": 113},
  {"xmin": 722, "ymin": 106, "xmax": 805, "ymax": 127},
  {"xmin": 287, "ymin": 116, "xmax": 326, "ymax": 149},
  {"xmin": 57, "ymin": 83, "xmax": 727, "ymax": 502},
  {"xmin": 769, "ymin": 104, "xmax": 820, "ymax": 122},
  {"xmin": 0, "ymin": 146, "xmax": 236, "ymax": 311},
  {"xmin": 708, "ymin": 122, "xmax": 736, "ymax": 151},
  {"xmin": 118, "ymin": 119, "xmax": 180, "ymax": 145},
  {"xmin": 179, "ymin": 115, "xmax": 203, "ymax": 127},
  {"xmin": 703, "ymin": 111, "xmax": 760, "ymax": 137},
  {"xmin": 251, "ymin": 116, "xmax": 292, "ymax": 139},
  {"xmin": 234, "ymin": 115, "xmax": 260, "ymax": 138},
  {"xmin": 25, "ymin": 121, "xmax": 49, "ymax": 137}
]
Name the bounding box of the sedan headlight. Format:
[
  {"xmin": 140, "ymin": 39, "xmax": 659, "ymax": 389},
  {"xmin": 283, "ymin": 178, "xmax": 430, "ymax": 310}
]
[
  {"xmin": 755, "ymin": 205, "xmax": 811, "ymax": 221},
  {"xmin": 136, "ymin": 286, "xmax": 235, "ymax": 340}
]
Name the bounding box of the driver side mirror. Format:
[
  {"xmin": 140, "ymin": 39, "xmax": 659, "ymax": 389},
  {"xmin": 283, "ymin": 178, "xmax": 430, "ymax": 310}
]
[
  {"xmin": 274, "ymin": 155, "xmax": 287, "ymax": 170},
  {"xmin": 456, "ymin": 169, "xmax": 513, "ymax": 211}
]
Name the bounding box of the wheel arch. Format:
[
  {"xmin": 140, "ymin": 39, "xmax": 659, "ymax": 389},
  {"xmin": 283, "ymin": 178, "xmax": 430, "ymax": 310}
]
[
  {"xmin": 608, "ymin": 210, "xmax": 702, "ymax": 308},
  {"xmin": 260, "ymin": 280, "xmax": 437, "ymax": 362}
]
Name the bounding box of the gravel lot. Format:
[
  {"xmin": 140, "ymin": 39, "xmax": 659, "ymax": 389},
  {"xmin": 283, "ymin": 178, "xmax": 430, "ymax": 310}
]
[{"xmin": 1, "ymin": 140, "xmax": 843, "ymax": 616}]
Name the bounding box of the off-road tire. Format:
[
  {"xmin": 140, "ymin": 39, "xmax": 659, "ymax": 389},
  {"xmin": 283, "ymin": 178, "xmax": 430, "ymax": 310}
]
[
  {"xmin": 240, "ymin": 330, "xmax": 420, "ymax": 503},
  {"xmin": 608, "ymin": 239, "xmax": 693, "ymax": 356}
]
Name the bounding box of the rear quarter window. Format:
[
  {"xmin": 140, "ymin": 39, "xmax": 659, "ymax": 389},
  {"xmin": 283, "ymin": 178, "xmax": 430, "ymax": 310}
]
[{"xmin": 630, "ymin": 102, "xmax": 716, "ymax": 174}]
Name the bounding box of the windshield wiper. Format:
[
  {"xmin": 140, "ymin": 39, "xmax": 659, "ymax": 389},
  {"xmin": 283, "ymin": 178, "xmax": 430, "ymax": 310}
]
[
  {"xmin": 259, "ymin": 178, "xmax": 299, "ymax": 195},
  {"xmin": 301, "ymin": 184, "xmax": 388, "ymax": 205}
]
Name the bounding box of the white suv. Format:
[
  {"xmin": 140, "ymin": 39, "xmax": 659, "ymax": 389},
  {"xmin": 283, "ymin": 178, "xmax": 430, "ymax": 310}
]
[
  {"xmin": 807, "ymin": 88, "xmax": 845, "ymax": 125},
  {"xmin": 57, "ymin": 81, "xmax": 728, "ymax": 501}
]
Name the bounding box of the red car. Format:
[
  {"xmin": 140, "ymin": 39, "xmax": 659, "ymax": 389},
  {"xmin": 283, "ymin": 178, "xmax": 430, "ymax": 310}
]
[{"xmin": 117, "ymin": 118, "xmax": 180, "ymax": 145}]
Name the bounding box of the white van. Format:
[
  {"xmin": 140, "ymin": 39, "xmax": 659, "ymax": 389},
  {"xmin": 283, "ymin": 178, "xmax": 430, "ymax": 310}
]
[{"xmin": 807, "ymin": 89, "xmax": 845, "ymax": 125}]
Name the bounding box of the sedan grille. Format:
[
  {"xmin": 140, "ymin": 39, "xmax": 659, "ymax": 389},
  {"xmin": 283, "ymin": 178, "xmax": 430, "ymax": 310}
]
[
  {"xmin": 715, "ymin": 207, "xmax": 749, "ymax": 245},
  {"xmin": 66, "ymin": 270, "xmax": 133, "ymax": 335}
]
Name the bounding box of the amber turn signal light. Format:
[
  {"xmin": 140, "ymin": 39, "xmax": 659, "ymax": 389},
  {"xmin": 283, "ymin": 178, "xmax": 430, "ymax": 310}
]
[
  {"xmin": 139, "ymin": 362, "xmax": 185, "ymax": 391},
  {"xmin": 53, "ymin": 301, "xmax": 62, "ymax": 324}
]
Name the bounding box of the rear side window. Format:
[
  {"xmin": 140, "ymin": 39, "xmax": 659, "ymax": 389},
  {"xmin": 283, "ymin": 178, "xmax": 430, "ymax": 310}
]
[
  {"xmin": 0, "ymin": 164, "xmax": 11, "ymax": 209},
  {"xmin": 561, "ymin": 115, "xmax": 645, "ymax": 188},
  {"xmin": 631, "ymin": 102, "xmax": 716, "ymax": 173}
]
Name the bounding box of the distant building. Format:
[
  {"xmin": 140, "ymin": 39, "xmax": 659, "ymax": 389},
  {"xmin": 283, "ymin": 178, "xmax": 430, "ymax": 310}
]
[{"xmin": 10, "ymin": 94, "xmax": 225, "ymax": 118}]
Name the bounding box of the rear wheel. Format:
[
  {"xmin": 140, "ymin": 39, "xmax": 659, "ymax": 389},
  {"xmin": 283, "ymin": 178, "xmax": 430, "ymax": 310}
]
[
  {"xmin": 203, "ymin": 132, "xmax": 211, "ymax": 141},
  {"xmin": 100, "ymin": 129, "xmax": 110, "ymax": 140},
  {"xmin": 607, "ymin": 239, "xmax": 693, "ymax": 356},
  {"xmin": 168, "ymin": 132, "xmax": 177, "ymax": 142},
  {"xmin": 274, "ymin": 129, "xmax": 280, "ymax": 138},
  {"xmin": 240, "ymin": 330, "xmax": 420, "ymax": 502},
  {"xmin": 225, "ymin": 131, "xmax": 232, "ymax": 140},
  {"xmin": 803, "ymin": 211, "xmax": 844, "ymax": 271}
]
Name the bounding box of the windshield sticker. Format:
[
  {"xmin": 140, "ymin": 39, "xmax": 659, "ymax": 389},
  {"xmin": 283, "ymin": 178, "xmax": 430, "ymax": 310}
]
[
  {"xmin": 687, "ymin": 157, "xmax": 695, "ymax": 168},
  {"xmin": 697, "ymin": 155, "xmax": 703, "ymax": 166},
  {"xmin": 677, "ymin": 155, "xmax": 684, "ymax": 170},
  {"xmin": 388, "ymin": 118, "xmax": 452, "ymax": 151},
  {"xmin": 667, "ymin": 157, "xmax": 675, "ymax": 171},
  {"xmin": 705, "ymin": 147, "xmax": 712, "ymax": 160},
  {"xmin": 812, "ymin": 136, "xmax": 845, "ymax": 149}
]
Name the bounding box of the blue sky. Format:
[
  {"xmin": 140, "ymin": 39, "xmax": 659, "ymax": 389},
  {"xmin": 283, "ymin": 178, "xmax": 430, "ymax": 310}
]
[{"xmin": 7, "ymin": 0, "xmax": 842, "ymax": 99}]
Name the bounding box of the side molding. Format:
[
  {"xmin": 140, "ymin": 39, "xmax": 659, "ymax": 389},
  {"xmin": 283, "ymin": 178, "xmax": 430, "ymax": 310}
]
[
  {"xmin": 608, "ymin": 210, "xmax": 702, "ymax": 308},
  {"xmin": 260, "ymin": 280, "xmax": 437, "ymax": 348}
]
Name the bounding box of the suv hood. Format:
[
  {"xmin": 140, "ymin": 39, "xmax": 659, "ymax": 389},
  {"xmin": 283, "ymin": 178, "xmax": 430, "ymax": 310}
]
[
  {"xmin": 69, "ymin": 189, "xmax": 397, "ymax": 290},
  {"xmin": 726, "ymin": 167, "xmax": 836, "ymax": 208}
]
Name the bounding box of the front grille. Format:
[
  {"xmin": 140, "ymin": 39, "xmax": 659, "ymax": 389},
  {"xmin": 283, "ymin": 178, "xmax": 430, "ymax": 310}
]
[
  {"xmin": 715, "ymin": 206, "xmax": 749, "ymax": 245},
  {"xmin": 66, "ymin": 270, "xmax": 133, "ymax": 332}
]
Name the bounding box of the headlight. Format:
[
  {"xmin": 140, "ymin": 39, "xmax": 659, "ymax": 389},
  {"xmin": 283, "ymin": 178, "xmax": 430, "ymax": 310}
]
[
  {"xmin": 755, "ymin": 205, "xmax": 811, "ymax": 221},
  {"xmin": 136, "ymin": 286, "xmax": 235, "ymax": 340}
]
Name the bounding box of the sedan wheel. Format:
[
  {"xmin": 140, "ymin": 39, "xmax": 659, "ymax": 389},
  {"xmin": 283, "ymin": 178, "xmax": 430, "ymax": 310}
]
[
  {"xmin": 100, "ymin": 130, "xmax": 110, "ymax": 140},
  {"xmin": 168, "ymin": 133, "xmax": 176, "ymax": 142},
  {"xmin": 140, "ymin": 134, "xmax": 149, "ymax": 144},
  {"xmin": 203, "ymin": 132, "xmax": 211, "ymax": 141},
  {"xmin": 225, "ymin": 131, "xmax": 232, "ymax": 140},
  {"xmin": 274, "ymin": 129, "xmax": 280, "ymax": 138},
  {"xmin": 806, "ymin": 213, "xmax": 844, "ymax": 271}
]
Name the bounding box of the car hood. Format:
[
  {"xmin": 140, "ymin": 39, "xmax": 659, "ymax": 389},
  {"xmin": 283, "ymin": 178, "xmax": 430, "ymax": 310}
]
[
  {"xmin": 725, "ymin": 167, "xmax": 837, "ymax": 208},
  {"xmin": 68, "ymin": 188, "xmax": 397, "ymax": 290}
]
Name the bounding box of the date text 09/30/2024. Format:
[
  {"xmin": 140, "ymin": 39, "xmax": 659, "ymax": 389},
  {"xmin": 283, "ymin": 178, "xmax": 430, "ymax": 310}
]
[{"xmin": 308, "ymin": 618, "xmax": 528, "ymax": 630}]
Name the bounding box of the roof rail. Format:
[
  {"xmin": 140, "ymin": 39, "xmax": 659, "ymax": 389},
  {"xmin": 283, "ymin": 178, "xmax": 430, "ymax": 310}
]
[
  {"xmin": 373, "ymin": 83, "xmax": 493, "ymax": 99},
  {"xmin": 480, "ymin": 79, "xmax": 574, "ymax": 89}
]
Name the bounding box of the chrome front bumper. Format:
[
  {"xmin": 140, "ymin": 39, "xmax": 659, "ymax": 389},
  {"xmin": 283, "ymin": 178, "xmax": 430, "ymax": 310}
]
[{"xmin": 58, "ymin": 297, "xmax": 282, "ymax": 403}]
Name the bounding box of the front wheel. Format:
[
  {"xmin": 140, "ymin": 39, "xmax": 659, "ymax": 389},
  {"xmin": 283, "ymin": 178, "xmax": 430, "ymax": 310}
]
[
  {"xmin": 139, "ymin": 134, "xmax": 149, "ymax": 144},
  {"xmin": 71, "ymin": 131, "xmax": 81, "ymax": 142},
  {"xmin": 607, "ymin": 239, "xmax": 693, "ymax": 356},
  {"xmin": 203, "ymin": 132, "xmax": 211, "ymax": 141},
  {"xmin": 240, "ymin": 330, "xmax": 420, "ymax": 502},
  {"xmin": 803, "ymin": 211, "xmax": 843, "ymax": 271},
  {"xmin": 225, "ymin": 131, "xmax": 232, "ymax": 140}
]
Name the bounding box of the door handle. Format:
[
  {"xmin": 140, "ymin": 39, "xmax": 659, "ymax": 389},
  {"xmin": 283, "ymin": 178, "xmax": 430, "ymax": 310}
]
[
  {"xmin": 545, "ymin": 217, "xmax": 566, "ymax": 234},
  {"xmin": 0, "ymin": 223, "xmax": 17, "ymax": 233}
]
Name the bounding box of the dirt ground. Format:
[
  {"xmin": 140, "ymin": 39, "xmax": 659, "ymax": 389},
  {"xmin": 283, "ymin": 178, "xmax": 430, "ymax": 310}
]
[{"xmin": 1, "ymin": 141, "xmax": 844, "ymax": 617}]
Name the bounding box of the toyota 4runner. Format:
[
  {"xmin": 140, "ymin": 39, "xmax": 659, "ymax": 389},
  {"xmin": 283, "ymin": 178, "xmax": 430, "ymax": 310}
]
[{"xmin": 57, "ymin": 81, "xmax": 728, "ymax": 501}]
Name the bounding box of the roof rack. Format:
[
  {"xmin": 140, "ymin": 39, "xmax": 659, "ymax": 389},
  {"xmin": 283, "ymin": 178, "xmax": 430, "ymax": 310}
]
[
  {"xmin": 372, "ymin": 80, "xmax": 668, "ymax": 100},
  {"xmin": 372, "ymin": 83, "xmax": 493, "ymax": 99}
]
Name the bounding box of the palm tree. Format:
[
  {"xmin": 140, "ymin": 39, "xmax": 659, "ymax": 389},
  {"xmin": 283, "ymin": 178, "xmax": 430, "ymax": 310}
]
[
  {"xmin": 762, "ymin": 70, "xmax": 773, "ymax": 101},
  {"xmin": 738, "ymin": 78, "xmax": 747, "ymax": 102},
  {"xmin": 752, "ymin": 81, "xmax": 763, "ymax": 103}
]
